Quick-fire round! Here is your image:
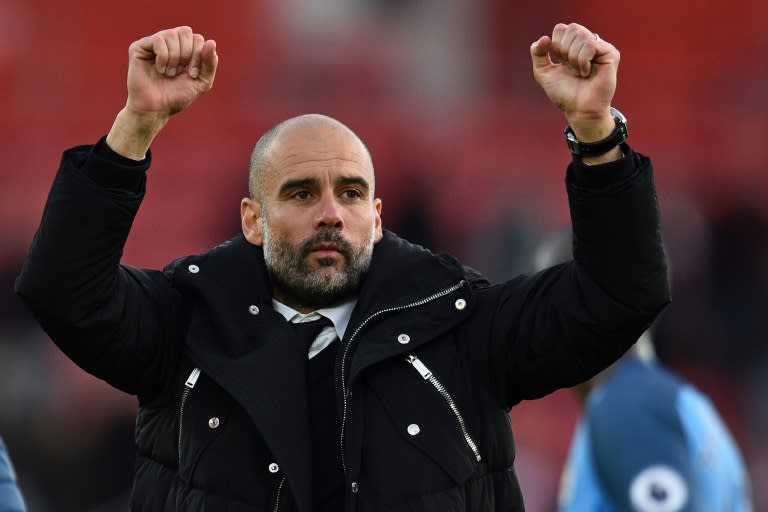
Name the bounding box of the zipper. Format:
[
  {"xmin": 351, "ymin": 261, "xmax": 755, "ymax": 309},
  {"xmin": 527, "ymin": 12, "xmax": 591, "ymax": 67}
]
[
  {"xmin": 339, "ymin": 279, "xmax": 466, "ymax": 473},
  {"xmin": 272, "ymin": 476, "xmax": 286, "ymax": 512},
  {"xmin": 178, "ymin": 367, "xmax": 201, "ymax": 462},
  {"xmin": 406, "ymin": 354, "xmax": 482, "ymax": 462}
]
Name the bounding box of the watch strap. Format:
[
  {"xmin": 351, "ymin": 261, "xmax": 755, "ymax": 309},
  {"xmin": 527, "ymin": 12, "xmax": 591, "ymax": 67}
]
[{"xmin": 564, "ymin": 107, "xmax": 628, "ymax": 156}]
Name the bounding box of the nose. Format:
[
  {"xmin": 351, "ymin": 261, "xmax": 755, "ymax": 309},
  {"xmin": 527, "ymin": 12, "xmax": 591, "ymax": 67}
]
[{"xmin": 316, "ymin": 193, "xmax": 343, "ymax": 230}]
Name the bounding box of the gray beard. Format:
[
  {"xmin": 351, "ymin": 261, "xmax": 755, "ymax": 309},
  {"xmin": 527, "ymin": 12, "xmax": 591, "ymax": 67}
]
[{"xmin": 262, "ymin": 221, "xmax": 375, "ymax": 310}]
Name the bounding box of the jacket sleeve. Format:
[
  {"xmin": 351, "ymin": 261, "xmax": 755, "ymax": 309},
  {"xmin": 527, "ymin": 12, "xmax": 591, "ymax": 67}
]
[
  {"xmin": 14, "ymin": 139, "xmax": 184, "ymax": 398},
  {"xmin": 479, "ymin": 147, "xmax": 670, "ymax": 408}
]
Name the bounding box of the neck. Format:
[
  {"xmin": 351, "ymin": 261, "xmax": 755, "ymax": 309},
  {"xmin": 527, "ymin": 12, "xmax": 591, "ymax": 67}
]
[{"xmin": 272, "ymin": 291, "xmax": 315, "ymax": 314}]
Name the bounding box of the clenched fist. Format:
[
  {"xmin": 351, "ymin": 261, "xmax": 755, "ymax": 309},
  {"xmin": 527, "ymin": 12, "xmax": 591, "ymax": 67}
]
[
  {"xmin": 531, "ymin": 23, "xmax": 623, "ymax": 163},
  {"xmin": 126, "ymin": 26, "xmax": 218, "ymax": 117},
  {"xmin": 107, "ymin": 26, "xmax": 218, "ymax": 160}
]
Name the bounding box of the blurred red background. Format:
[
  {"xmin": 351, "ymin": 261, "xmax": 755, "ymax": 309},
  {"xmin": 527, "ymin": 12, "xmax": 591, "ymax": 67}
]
[{"xmin": 1, "ymin": 0, "xmax": 766, "ymax": 510}]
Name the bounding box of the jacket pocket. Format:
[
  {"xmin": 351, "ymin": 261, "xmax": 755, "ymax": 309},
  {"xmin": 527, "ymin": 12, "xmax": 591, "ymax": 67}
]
[
  {"xmin": 178, "ymin": 367, "xmax": 201, "ymax": 464},
  {"xmin": 404, "ymin": 353, "xmax": 481, "ymax": 463},
  {"xmin": 364, "ymin": 351, "xmax": 481, "ymax": 487},
  {"xmin": 175, "ymin": 367, "xmax": 284, "ymax": 506},
  {"xmin": 177, "ymin": 368, "xmax": 233, "ymax": 480}
]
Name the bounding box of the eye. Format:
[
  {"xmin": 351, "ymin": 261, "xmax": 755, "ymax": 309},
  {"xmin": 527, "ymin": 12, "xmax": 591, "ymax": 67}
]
[
  {"xmin": 342, "ymin": 189, "xmax": 363, "ymax": 199},
  {"xmin": 292, "ymin": 190, "xmax": 312, "ymax": 200}
]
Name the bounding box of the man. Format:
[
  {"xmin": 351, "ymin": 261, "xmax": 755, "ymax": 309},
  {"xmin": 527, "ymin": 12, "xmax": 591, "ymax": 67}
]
[
  {"xmin": 532, "ymin": 231, "xmax": 753, "ymax": 511},
  {"xmin": 0, "ymin": 437, "xmax": 25, "ymax": 512},
  {"xmin": 16, "ymin": 23, "xmax": 669, "ymax": 511}
]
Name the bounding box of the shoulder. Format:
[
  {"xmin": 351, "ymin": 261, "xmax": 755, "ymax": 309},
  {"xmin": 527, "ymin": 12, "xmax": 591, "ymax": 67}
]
[
  {"xmin": 372, "ymin": 230, "xmax": 485, "ymax": 286},
  {"xmin": 589, "ymin": 357, "xmax": 684, "ymax": 420},
  {"xmin": 159, "ymin": 234, "xmax": 273, "ymax": 303},
  {"xmin": 162, "ymin": 234, "xmax": 263, "ymax": 277},
  {"xmin": 585, "ymin": 358, "xmax": 691, "ymax": 465}
]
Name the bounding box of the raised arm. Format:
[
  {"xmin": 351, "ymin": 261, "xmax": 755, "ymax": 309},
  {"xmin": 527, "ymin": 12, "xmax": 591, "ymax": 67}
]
[
  {"xmin": 15, "ymin": 27, "xmax": 218, "ymax": 397},
  {"xmin": 478, "ymin": 24, "xmax": 669, "ymax": 407}
]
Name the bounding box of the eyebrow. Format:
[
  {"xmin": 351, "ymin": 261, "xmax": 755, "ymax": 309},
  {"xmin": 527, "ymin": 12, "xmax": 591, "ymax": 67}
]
[
  {"xmin": 278, "ymin": 176, "xmax": 371, "ymax": 196},
  {"xmin": 278, "ymin": 178, "xmax": 319, "ymax": 196},
  {"xmin": 336, "ymin": 176, "xmax": 370, "ymax": 192}
]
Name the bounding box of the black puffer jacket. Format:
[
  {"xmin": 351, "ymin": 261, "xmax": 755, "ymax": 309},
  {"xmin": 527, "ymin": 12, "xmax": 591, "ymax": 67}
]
[{"xmin": 15, "ymin": 141, "xmax": 669, "ymax": 511}]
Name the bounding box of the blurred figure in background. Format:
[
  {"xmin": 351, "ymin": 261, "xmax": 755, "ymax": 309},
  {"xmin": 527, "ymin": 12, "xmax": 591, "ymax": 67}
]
[
  {"xmin": 533, "ymin": 230, "xmax": 753, "ymax": 512},
  {"xmin": 0, "ymin": 437, "xmax": 26, "ymax": 512}
]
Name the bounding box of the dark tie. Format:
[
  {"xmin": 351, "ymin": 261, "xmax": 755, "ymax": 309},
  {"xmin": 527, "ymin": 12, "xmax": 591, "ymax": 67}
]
[
  {"xmin": 291, "ymin": 316, "xmax": 345, "ymax": 510},
  {"xmin": 290, "ymin": 316, "xmax": 333, "ymax": 352}
]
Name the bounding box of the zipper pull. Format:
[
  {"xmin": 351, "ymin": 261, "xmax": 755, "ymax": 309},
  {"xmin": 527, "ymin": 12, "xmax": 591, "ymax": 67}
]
[
  {"xmin": 185, "ymin": 368, "xmax": 201, "ymax": 388},
  {"xmin": 405, "ymin": 354, "xmax": 432, "ymax": 380}
]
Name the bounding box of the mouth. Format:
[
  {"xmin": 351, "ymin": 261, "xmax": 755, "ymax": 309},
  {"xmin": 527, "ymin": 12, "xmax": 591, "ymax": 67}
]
[
  {"xmin": 309, "ymin": 243, "xmax": 343, "ymax": 258},
  {"xmin": 300, "ymin": 231, "xmax": 352, "ymax": 265}
]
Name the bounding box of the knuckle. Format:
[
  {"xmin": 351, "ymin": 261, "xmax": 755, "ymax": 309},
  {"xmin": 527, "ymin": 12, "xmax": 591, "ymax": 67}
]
[
  {"xmin": 173, "ymin": 26, "xmax": 191, "ymax": 39},
  {"xmin": 152, "ymin": 34, "xmax": 166, "ymax": 49}
]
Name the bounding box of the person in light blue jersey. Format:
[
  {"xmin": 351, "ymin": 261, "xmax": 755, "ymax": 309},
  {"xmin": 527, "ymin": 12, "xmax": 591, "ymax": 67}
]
[
  {"xmin": 0, "ymin": 437, "xmax": 25, "ymax": 512},
  {"xmin": 533, "ymin": 230, "xmax": 753, "ymax": 512}
]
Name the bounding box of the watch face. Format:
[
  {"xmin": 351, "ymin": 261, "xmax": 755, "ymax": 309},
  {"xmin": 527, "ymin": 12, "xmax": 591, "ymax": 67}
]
[{"xmin": 609, "ymin": 106, "xmax": 628, "ymax": 127}]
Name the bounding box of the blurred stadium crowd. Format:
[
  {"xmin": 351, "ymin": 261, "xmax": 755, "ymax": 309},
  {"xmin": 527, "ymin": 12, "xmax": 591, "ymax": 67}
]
[{"xmin": 0, "ymin": 0, "xmax": 766, "ymax": 509}]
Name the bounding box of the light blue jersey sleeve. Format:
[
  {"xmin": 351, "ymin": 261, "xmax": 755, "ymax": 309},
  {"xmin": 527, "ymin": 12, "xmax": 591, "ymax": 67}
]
[
  {"xmin": 0, "ymin": 438, "xmax": 25, "ymax": 512},
  {"xmin": 558, "ymin": 356, "xmax": 752, "ymax": 512},
  {"xmin": 675, "ymin": 386, "xmax": 752, "ymax": 511},
  {"xmin": 558, "ymin": 419, "xmax": 616, "ymax": 512}
]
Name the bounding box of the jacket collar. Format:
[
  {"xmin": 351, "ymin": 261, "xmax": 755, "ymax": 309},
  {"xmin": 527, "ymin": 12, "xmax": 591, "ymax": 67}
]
[
  {"xmin": 354, "ymin": 230, "xmax": 468, "ymax": 315},
  {"xmin": 173, "ymin": 229, "xmax": 478, "ymax": 371},
  {"xmin": 172, "ymin": 229, "xmax": 472, "ymax": 318}
]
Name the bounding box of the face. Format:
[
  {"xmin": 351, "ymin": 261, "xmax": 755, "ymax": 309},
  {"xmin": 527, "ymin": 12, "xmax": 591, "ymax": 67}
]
[{"xmin": 241, "ymin": 119, "xmax": 383, "ymax": 312}]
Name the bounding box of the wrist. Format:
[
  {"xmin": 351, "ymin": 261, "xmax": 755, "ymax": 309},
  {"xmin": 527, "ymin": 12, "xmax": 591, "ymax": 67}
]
[
  {"xmin": 564, "ymin": 109, "xmax": 615, "ymax": 142},
  {"xmin": 564, "ymin": 107, "xmax": 628, "ymax": 160},
  {"xmin": 106, "ymin": 107, "xmax": 169, "ymax": 160}
]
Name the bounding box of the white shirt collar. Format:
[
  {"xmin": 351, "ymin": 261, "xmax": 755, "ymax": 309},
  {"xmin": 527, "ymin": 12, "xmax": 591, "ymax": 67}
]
[{"xmin": 272, "ymin": 297, "xmax": 357, "ymax": 340}]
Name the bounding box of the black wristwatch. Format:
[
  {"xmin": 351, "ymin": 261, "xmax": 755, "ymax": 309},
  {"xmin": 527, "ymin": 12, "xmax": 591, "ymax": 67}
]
[{"xmin": 564, "ymin": 107, "xmax": 628, "ymax": 156}]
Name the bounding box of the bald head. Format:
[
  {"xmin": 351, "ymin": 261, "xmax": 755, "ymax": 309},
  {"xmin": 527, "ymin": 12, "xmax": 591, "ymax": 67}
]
[{"xmin": 248, "ymin": 114, "xmax": 374, "ymax": 202}]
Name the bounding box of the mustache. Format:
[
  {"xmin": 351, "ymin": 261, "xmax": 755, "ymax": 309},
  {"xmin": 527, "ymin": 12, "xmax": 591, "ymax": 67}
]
[{"xmin": 299, "ymin": 230, "xmax": 353, "ymax": 259}]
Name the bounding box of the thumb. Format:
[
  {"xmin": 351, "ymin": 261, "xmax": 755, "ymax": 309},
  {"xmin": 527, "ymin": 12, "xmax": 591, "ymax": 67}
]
[
  {"xmin": 199, "ymin": 40, "xmax": 218, "ymax": 85},
  {"xmin": 530, "ymin": 35, "xmax": 552, "ymax": 71}
]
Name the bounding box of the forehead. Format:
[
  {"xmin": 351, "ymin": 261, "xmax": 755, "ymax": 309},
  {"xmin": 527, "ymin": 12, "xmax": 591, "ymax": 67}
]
[{"xmin": 264, "ymin": 121, "xmax": 373, "ymax": 187}]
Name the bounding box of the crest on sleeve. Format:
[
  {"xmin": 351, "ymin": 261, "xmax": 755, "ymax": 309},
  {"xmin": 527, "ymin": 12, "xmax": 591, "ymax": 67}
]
[{"xmin": 629, "ymin": 465, "xmax": 688, "ymax": 512}]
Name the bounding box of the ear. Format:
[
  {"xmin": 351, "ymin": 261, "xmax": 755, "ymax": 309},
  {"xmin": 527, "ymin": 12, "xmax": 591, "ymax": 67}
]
[
  {"xmin": 373, "ymin": 198, "xmax": 383, "ymax": 243},
  {"xmin": 241, "ymin": 197, "xmax": 264, "ymax": 246}
]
